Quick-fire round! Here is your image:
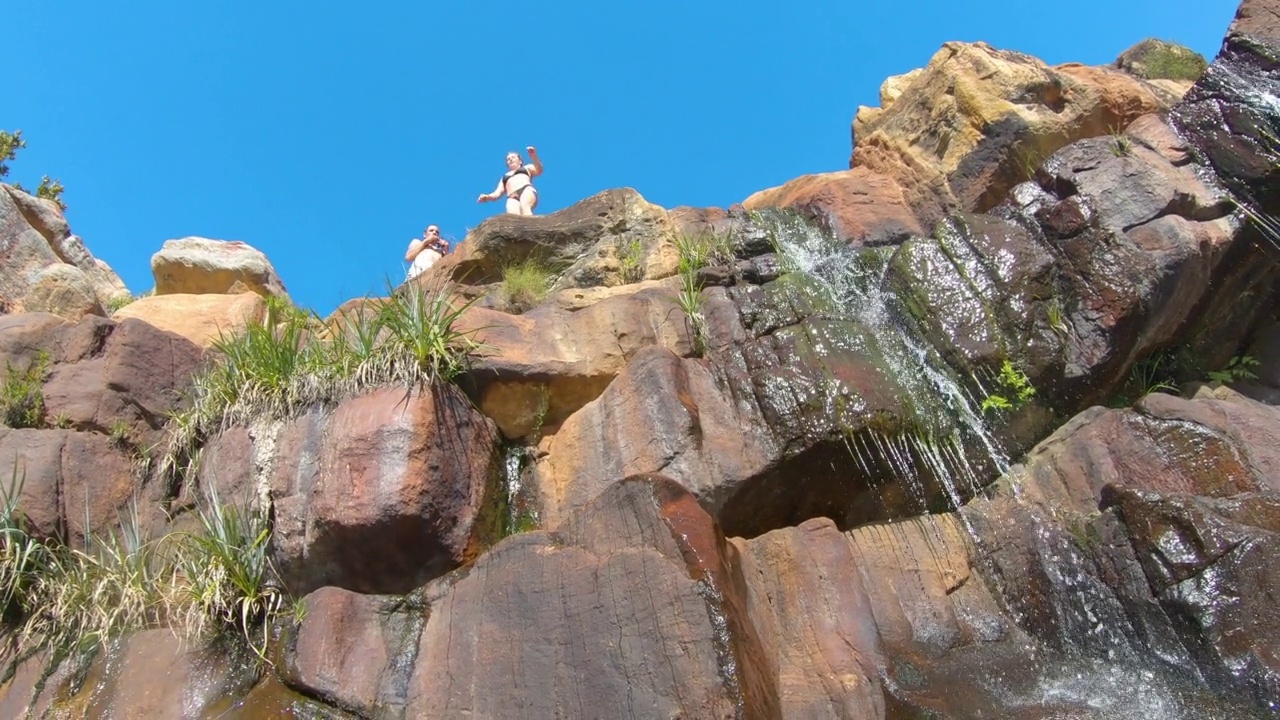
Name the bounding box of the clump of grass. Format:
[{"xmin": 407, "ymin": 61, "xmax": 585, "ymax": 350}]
[
  {"xmin": 173, "ymin": 486, "xmax": 282, "ymax": 660},
  {"xmin": 617, "ymin": 237, "xmax": 645, "ymax": 284},
  {"xmin": 0, "ymin": 463, "xmax": 288, "ymax": 664},
  {"xmin": 500, "ymin": 259, "xmax": 552, "ymax": 313},
  {"xmin": 674, "ymin": 234, "xmax": 719, "ymax": 356},
  {"xmin": 1, "ymin": 352, "xmax": 49, "ymax": 429},
  {"xmin": 159, "ymin": 284, "xmax": 485, "ymax": 484},
  {"xmin": 1108, "ymin": 125, "xmax": 1133, "ymax": 158},
  {"xmin": 105, "ymin": 293, "xmax": 136, "ymax": 314}
]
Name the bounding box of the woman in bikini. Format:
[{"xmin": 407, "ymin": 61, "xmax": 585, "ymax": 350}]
[{"xmin": 477, "ymin": 146, "xmax": 542, "ymax": 216}]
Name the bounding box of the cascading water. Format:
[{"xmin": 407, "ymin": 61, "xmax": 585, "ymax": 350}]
[
  {"xmin": 753, "ymin": 209, "xmax": 1012, "ymax": 524},
  {"xmin": 748, "ymin": 210, "xmax": 1266, "ymax": 719}
]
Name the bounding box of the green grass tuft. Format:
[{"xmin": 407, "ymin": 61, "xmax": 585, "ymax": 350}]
[
  {"xmin": 1, "ymin": 352, "xmax": 49, "ymax": 429},
  {"xmin": 500, "ymin": 259, "xmax": 552, "ymax": 313}
]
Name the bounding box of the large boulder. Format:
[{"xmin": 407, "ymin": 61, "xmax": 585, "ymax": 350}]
[
  {"xmin": 423, "ymin": 188, "xmax": 678, "ymax": 295},
  {"xmin": 247, "ymin": 384, "xmax": 503, "ymax": 595},
  {"xmin": 112, "ymin": 291, "xmax": 266, "ymax": 348},
  {"xmin": 150, "ymin": 237, "xmax": 290, "ymax": 299},
  {"xmin": 0, "ymin": 184, "xmax": 128, "ymax": 315}
]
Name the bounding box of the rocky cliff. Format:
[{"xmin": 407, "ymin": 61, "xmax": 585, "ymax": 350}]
[{"xmin": 1, "ymin": 3, "xmax": 1279, "ymax": 718}]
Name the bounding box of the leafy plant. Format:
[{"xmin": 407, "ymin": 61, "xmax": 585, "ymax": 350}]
[
  {"xmin": 499, "ymin": 259, "xmax": 552, "ymax": 314},
  {"xmin": 0, "ymin": 130, "xmax": 24, "ymax": 178},
  {"xmin": 36, "ymin": 176, "xmax": 65, "ymax": 210},
  {"xmin": 617, "ymin": 237, "xmax": 645, "ymax": 284},
  {"xmin": 52, "ymin": 412, "xmax": 73, "ymax": 429},
  {"xmin": 174, "ymin": 487, "xmax": 282, "ymax": 660},
  {"xmin": 1, "ymin": 352, "xmax": 49, "ymax": 429},
  {"xmin": 980, "ymin": 359, "xmax": 1037, "ymax": 414},
  {"xmin": 673, "ymin": 234, "xmax": 713, "ymax": 356},
  {"xmin": 1109, "ymin": 128, "xmax": 1133, "ymax": 158},
  {"xmin": 1207, "ymin": 355, "xmax": 1260, "ymax": 384}
]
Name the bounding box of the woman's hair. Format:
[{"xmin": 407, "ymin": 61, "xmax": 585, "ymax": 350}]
[{"xmin": 507, "ymin": 151, "xmax": 522, "ymax": 160}]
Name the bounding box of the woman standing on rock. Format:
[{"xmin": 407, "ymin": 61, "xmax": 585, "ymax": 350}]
[{"xmin": 478, "ymin": 146, "xmax": 543, "ymax": 216}]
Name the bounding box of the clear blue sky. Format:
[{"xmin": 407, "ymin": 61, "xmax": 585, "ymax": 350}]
[{"xmin": 6, "ymin": 0, "xmax": 1239, "ymax": 315}]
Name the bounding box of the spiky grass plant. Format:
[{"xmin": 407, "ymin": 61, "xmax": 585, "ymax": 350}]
[
  {"xmin": 159, "ymin": 283, "xmax": 486, "ymax": 485},
  {"xmin": 0, "ymin": 467, "xmax": 288, "ymax": 664},
  {"xmin": 173, "ymin": 486, "xmax": 281, "ymax": 660},
  {"xmin": 17, "ymin": 502, "xmax": 174, "ymax": 658},
  {"xmin": 0, "ymin": 466, "xmax": 47, "ymax": 624},
  {"xmin": 673, "ymin": 234, "xmax": 715, "ymax": 355}
]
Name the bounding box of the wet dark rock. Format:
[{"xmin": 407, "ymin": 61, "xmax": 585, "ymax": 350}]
[
  {"xmin": 1173, "ymin": 0, "xmax": 1280, "ymax": 221},
  {"xmin": 1104, "ymin": 486, "xmax": 1280, "ymax": 705}
]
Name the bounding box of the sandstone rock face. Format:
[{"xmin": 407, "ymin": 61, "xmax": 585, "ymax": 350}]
[
  {"xmin": 0, "ymin": 314, "xmax": 202, "ymax": 544},
  {"xmin": 261, "ymin": 384, "xmax": 502, "ymax": 595},
  {"xmin": 112, "ymin": 291, "xmax": 266, "ymax": 348},
  {"xmin": 1173, "ymin": 0, "xmax": 1280, "ymax": 229},
  {"xmin": 457, "ymin": 284, "xmax": 694, "ymax": 439},
  {"xmin": 850, "ymin": 42, "xmax": 1188, "ymax": 226},
  {"xmin": 423, "ymin": 188, "xmax": 678, "ymax": 297},
  {"xmin": 406, "ymin": 476, "xmax": 779, "ymax": 719},
  {"xmin": 1009, "ymin": 391, "xmax": 1280, "ymax": 519},
  {"xmin": 281, "ymin": 586, "xmax": 423, "ymax": 717},
  {"xmin": 22, "ymin": 264, "xmax": 104, "ymax": 320},
  {"xmin": 742, "ymin": 167, "xmax": 924, "ymax": 246},
  {"xmin": 887, "ymin": 113, "xmax": 1248, "ymax": 409},
  {"xmin": 151, "ymin": 237, "xmax": 290, "ymax": 299},
  {"xmin": 0, "ymin": 184, "xmax": 129, "ymax": 315}
]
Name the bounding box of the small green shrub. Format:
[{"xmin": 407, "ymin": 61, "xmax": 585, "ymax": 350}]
[
  {"xmin": 1208, "ymin": 354, "xmax": 1260, "ymax": 384},
  {"xmin": 1, "ymin": 352, "xmax": 49, "ymax": 429},
  {"xmin": 617, "ymin": 237, "xmax": 645, "ymax": 284},
  {"xmin": 500, "ymin": 259, "xmax": 552, "ymax": 313},
  {"xmin": 0, "ymin": 130, "xmax": 24, "ymax": 178},
  {"xmin": 105, "ymin": 293, "xmax": 135, "ymax": 314},
  {"xmin": 36, "ymin": 176, "xmax": 66, "ymax": 210},
  {"xmin": 980, "ymin": 359, "xmax": 1036, "ymax": 414}
]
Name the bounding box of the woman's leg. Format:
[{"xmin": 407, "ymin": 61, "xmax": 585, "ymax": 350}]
[
  {"xmin": 519, "ymin": 187, "xmax": 538, "ymax": 216},
  {"xmin": 505, "ymin": 195, "xmax": 522, "ymax": 215}
]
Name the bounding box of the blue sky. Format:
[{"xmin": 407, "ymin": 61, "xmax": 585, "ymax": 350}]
[{"xmin": 7, "ymin": 0, "xmax": 1239, "ymax": 315}]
